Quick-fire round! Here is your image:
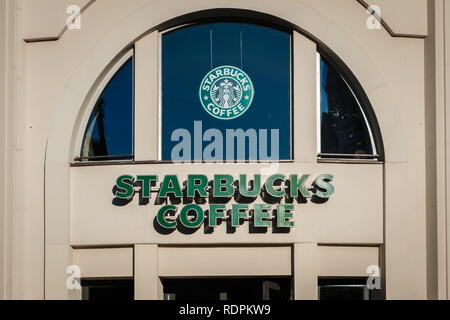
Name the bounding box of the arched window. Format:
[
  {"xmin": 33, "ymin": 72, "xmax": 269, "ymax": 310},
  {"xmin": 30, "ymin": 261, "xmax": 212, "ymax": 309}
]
[
  {"xmin": 79, "ymin": 53, "xmax": 134, "ymax": 161},
  {"xmin": 317, "ymin": 53, "xmax": 378, "ymax": 159},
  {"xmin": 75, "ymin": 17, "xmax": 382, "ymax": 163}
]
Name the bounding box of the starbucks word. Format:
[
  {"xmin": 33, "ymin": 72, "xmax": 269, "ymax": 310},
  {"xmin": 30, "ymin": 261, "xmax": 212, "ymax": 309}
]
[{"xmin": 114, "ymin": 174, "xmax": 335, "ymax": 230}]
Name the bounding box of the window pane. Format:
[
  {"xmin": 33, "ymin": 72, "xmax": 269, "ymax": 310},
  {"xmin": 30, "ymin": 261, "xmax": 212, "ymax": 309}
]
[
  {"xmin": 162, "ymin": 277, "xmax": 291, "ymax": 300},
  {"xmin": 319, "ymin": 285, "xmax": 367, "ymax": 300},
  {"xmin": 80, "ymin": 58, "xmax": 133, "ymax": 160},
  {"xmin": 318, "ymin": 278, "xmax": 370, "ymax": 300},
  {"xmin": 320, "ymin": 56, "xmax": 374, "ymax": 155},
  {"xmin": 162, "ymin": 23, "xmax": 291, "ymax": 161}
]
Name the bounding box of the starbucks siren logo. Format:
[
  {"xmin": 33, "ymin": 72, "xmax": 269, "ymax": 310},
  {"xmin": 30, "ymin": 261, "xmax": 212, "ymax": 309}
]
[{"xmin": 199, "ymin": 65, "xmax": 254, "ymax": 120}]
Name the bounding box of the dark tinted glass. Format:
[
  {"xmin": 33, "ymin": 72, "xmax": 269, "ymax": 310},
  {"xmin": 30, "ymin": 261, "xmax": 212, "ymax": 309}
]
[
  {"xmin": 81, "ymin": 279, "xmax": 134, "ymax": 300},
  {"xmin": 163, "ymin": 277, "xmax": 291, "ymax": 300},
  {"xmin": 320, "ymin": 56, "xmax": 374, "ymax": 155},
  {"xmin": 319, "ymin": 286, "xmax": 367, "ymax": 300},
  {"xmin": 80, "ymin": 58, "xmax": 133, "ymax": 161},
  {"xmin": 318, "ymin": 278, "xmax": 370, "ymax": 300},
  {"xmin": 162, "ymin": 23, "xmax": 291, "ymax": 161}
]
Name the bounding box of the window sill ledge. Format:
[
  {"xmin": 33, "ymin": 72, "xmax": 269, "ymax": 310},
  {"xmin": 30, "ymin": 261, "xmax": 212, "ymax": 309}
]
[
  {"xmin": 70, "ymin": 159, "xmax": 296, "ymax": 167},
  {"xmin": 317, "ymin": 158, "xmax": 383, "ymax": 165}
]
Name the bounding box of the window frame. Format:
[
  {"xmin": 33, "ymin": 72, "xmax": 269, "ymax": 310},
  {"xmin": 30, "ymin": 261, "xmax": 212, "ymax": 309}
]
[
  {"xmin": 157, "ymin": 21, "xmax": 294, "ymax": 163},
  {"xmin": 316, "ymin": 50, "xmax": 383, "ymax": 163},
  {"xmin": 75, "ymin": 48, "xmax": 135, "ymax": 162}
]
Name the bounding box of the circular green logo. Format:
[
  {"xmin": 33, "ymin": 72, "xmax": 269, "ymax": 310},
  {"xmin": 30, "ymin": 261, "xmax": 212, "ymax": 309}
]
[{"xmin": 199, "ymin": 65, "xmax": 254, "ymax": 120}]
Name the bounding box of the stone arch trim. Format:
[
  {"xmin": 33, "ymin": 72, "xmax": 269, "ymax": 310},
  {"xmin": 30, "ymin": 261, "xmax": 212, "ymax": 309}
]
[{"xmin": 24, "ymin": 0, "xmax": 426, "ymax": 43}]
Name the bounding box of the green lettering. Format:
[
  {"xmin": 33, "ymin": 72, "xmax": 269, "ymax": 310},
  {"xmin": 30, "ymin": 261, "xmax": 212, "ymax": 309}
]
[
  {"xmin": 187, "ymin": 175, "xmax": 208, "ymax": 198},
  {"xmin": 265, "ymin": 174, "xmax": 286, "ymax": 197},
  {"xmin": 290, "ymin": 174, "xmax": 311, "ymax": 198},
  {"xmin": 231, "ymin": 204, "xmax": 248, "ymax": 227},
  {"xmin": 115, "ymin": 175, "xmax": 134, "ymax": 199},
  {"xmin": 277, "ymin": 204, "xmax": 294, "ymax": 228},
  {"xmin": 213, "ymin": 175, "xmax": 234, "ymax": 198},
  {"xmin": 158, "ymin": 175, "xmax": 182, "ymax": 198},
  {"xmin": 254, "ymin": 204, "xmax": 272, "ymax": 227},
  {"xmin": 314, "ymin": 174, "xmax": 335, "ymax": 198},
  {"xmin": 239, "ymin": 174, "xmax": 261, "ymax": 197},
  {"xmin": 179, "ymin": 204, "xmax": 204, "ymax": 228},
  {"xmin": 157, "ymin": 205, "xmax": 177, "ymax": 229},
  {"xmin": 136, "ymin": 175, "xmax": 157, "ymax": 198},
  {"xmin": 209, "ymin": 204, "xmax": 226, "ymax": 227}
]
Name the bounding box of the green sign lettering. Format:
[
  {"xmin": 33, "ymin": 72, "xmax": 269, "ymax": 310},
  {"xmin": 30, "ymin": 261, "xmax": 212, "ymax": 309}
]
[
  {"xmin": 136, "ymin": 175, "xmax": 157, "ymax": 198},
  {"xmin": 113, "ymin": 173, "xmax": 336, "ymax": 233},
  {"xmin": 209, "ymin": 204, "xmax": 226, "ymax": 227},
  {"xmin": 115, "ymin": 175, "xmax": 134, "ymax": 199},
  {"xmin": 314, "ymin": 174, "xmax": 335, "ymax": 199},
  {"xmin": 187, "ymin": 175, "xmax": 209, "ymax": 198},
  {"xmin": 231, "ymin": 204, "xmax": 248, "ymax": 227},
  {"xmin": 179, "ymin": 204, "xmax": 204, "ymax": 228},
  {"xmin": 277, "ymin": 204, "xmax": 294, "ymax": 228},
  {"xmin": 239, "ymin": 174, "xmax": 261, "ymax": 197},
  {"xmin": 213, "ymin": 174, "xmax": 235, "ymax": 198},
  {"xmin": 254, "ymin": 204, "xmax": 272, "ymax": 228},
  {"xmin": 265, "ymin": 174, "xmax": 286, "ymax": 197},
  {"xmin": 290, "ymin": 174, "xmax": 311, "ymax": 198},
  {"xmin": 158, "ymin": 175, "xmax": 182, "ymax": 199},
  {"xmin": 157, "ymin": 205, "xmax": 177, "ymax": 229}
]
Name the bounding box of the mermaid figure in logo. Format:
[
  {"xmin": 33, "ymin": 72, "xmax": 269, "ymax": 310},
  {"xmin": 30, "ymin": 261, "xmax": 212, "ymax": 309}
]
[{"xmin": 214, "ymin": 79, "xmax": 241, "ymax": 108}]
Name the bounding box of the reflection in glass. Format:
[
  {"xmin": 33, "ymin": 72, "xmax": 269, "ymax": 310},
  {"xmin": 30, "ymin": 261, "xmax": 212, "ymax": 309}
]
[
  {"xmin": 320, "ymin": 56, "xmax": 374, "ymax": 156},
  {"xmin": 80, "ymin": 58, "xmax": 134, "ymax": 161}
]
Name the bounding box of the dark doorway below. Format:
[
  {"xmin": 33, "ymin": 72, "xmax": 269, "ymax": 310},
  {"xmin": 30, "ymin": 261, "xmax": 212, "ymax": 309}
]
[
  {"xmin": 163, "ymin": 277, "xmax": 291, "ymax": 300},
  {"xmin": 318, "ymin": 278, "xmax": 371, "ymax": 300}
]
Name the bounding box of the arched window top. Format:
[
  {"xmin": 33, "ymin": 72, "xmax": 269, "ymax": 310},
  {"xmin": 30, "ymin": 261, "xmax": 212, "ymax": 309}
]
[
  {"xmin": 79, "ymin": 53, "xmax": 134, "ymax": 161},
  {"xmin": 317, "ymin": 52, "xmax": 379, "ymax": 160},
  {"xmin": 75, "ymin": 14, "xmax": 383, "ymax": 164}
]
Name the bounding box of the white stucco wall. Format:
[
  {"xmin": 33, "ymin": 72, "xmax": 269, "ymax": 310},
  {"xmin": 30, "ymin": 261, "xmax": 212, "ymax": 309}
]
[{"xmin": 1, "ymin": 0, "xmax": 445, "ymax": 300}]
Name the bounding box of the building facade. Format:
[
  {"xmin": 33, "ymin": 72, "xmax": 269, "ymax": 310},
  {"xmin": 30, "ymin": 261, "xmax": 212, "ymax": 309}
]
[{"xmin": 0, "ymin": 0, "xmax": 449, "ymax": 300}]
